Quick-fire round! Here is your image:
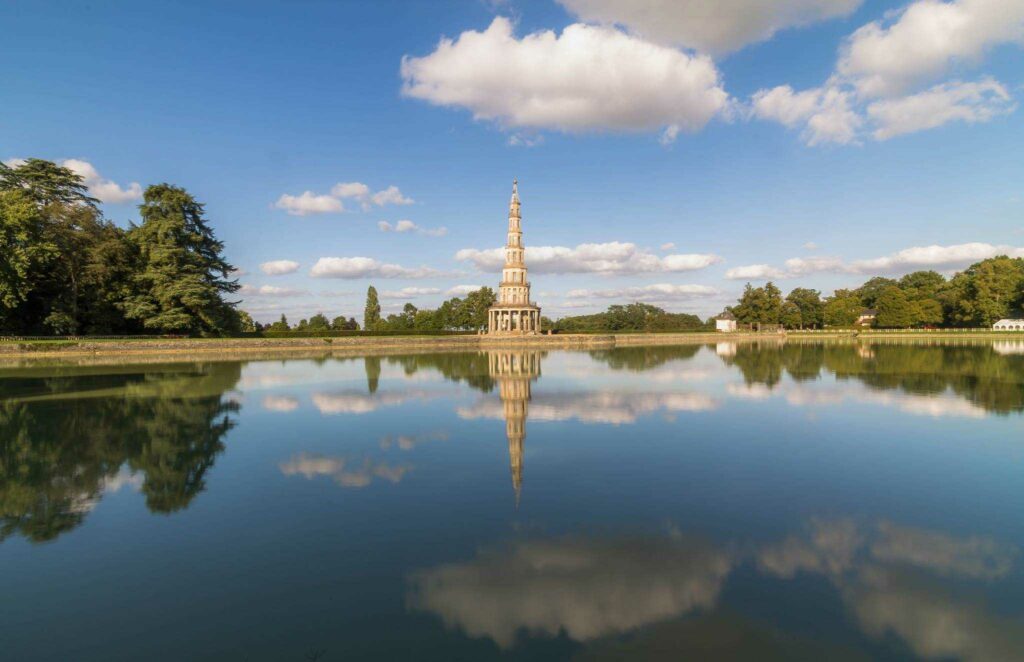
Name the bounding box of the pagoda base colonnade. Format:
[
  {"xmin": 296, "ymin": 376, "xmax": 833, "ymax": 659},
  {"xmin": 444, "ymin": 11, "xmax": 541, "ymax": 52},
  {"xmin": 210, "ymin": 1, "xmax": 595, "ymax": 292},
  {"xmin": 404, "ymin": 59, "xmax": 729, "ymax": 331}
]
[{"xmin": 488, "ymin": 307, "xmax": 541, "ymax": 335}]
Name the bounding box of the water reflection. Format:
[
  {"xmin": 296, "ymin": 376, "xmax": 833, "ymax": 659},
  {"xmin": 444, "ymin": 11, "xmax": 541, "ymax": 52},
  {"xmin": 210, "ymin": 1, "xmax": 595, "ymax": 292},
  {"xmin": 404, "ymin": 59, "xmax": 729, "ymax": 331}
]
[
  {"xmin": 0, "ymin": 363, "xmax": 240, "ymax": 542},
  {"xmin": 410, "ymin": 518, "xmax": 1023, "ymax": 659}
]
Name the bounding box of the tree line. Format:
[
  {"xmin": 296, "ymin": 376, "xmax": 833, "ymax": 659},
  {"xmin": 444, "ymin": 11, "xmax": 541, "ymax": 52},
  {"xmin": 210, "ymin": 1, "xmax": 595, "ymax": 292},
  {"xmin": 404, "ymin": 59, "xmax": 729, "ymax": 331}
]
[
  {"xmin": 729, "ymin": 260, "xmax": 1024, "ymax": 329},
  {"xmin": 1, "ymin": 159, "xmax": 241, "ymax": 335}
]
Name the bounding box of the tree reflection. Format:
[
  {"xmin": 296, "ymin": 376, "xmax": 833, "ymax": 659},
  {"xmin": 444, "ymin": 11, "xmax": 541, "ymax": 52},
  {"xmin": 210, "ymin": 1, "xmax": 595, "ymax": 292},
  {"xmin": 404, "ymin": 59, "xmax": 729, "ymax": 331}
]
[
  {"xmin": 720, "ymin": 341, "xmax": 1024, "ymax": 414},
  {"xmin": 0, "ymin": 363, "xmax": 240, "ymax": 543}
]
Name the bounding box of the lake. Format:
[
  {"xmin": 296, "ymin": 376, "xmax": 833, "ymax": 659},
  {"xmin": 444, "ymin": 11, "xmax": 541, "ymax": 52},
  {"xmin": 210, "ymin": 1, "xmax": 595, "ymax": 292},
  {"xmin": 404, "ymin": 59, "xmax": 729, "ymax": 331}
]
[{"xmin": 2, "ymin": 340, "xmax": 1023, "ymax": 661}]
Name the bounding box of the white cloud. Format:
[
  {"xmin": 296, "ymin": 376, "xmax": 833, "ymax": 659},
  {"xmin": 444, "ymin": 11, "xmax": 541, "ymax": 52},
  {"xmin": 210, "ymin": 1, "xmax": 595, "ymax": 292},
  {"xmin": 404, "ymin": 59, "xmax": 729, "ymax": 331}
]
[
  {"xmin": 259, "ymin": 259, "xmax": 301, "ymax": 276},
  {"xmin": 456, "ymin": 242, "xmax": 721, "ymax": 275},
  {"xmin": 381, "ymin": 287, "xmax": 442, "ymax": 299},
  {"xmin": 803, "ymin": 241, "xmax": 819, "ymax": 250},
  {"xmin": 379, "ymin": 219, "xmax": 448, "ymax": 236},
  {"xmin": 239, "ymin": 284, "xmax": 308, "ymax": 297},
  {"xmin": 558, "ymin": 0, "xmax": 862, "ymax": 55},
  {"xmin": 850, "ymin": 241, "xmax": 1024, "ymax": 272},
  {"xmin": 750, "ymin": 0, "xmax": 1022, "ymax": 144},
  {"xmin": 867, "ymin": 78, "xmax": 1015, "ymax": 139},
  {"xmin": 310, "ymin": 256, "xmax": 445, "ymax": 279},
  {"xmin": 751, "ymin": 84, "xmax": 862, "ymax": 145},
  {"xmin": 60, "ymin": 159, "xmax": 142, "ymax": 203},
  {"xmin": 724, "ymin": 264, "xmax": 789, "ymax": 280},
  {"xmin": 401, "ymin": 17, "xmax": 729, "ymax": 140},
  {"xmin": 838, "ymin": 0, "xmax": 1024, "ymax": 98},
  {"xmin": 331, "ymin": 182, "xmax": 414, "ymax": 209},
  {"xmin": 660, "ymin": 242, "xmax": 676, "ymax": 251},
  {"xmin": 566, "ymin": 283, "xmax": 718, "ymax": 302},
  {"xmin": 727, "ymin": 242, "xmax": 1024, "ymax": 279},
  {"xmin": 275, "ymin": 191, "xmax": 345, "ymax": 216},
  {"xmin": 446, "ymin": 284, "xmax": 484, "ymax": 295}
]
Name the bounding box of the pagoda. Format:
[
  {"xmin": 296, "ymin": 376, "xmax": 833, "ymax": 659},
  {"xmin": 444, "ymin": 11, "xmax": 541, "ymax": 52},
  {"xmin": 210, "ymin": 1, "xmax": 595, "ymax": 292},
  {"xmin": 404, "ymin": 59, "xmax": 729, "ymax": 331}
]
[{"xmin": 487, "ymin": 180, "xmax": 541, "ymax": 335}]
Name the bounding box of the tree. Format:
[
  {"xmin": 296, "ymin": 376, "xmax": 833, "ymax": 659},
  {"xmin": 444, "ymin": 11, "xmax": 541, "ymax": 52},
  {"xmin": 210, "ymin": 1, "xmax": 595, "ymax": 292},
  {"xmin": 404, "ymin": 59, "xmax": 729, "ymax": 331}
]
[
  {"xmin": 331, "ymin": 315, "xmax": 358, "ymax": 331},
  {"xmin": 268, "ymin": 314, "xmax": 289, "ymax": 332},
  {"xmin": 733, "ymin": 282, "xmax": 782, "ymax": 325},
  {"xmin": 875, "ymin": 286, "xmax": 914, "ymax": 328},
  {"xmin": 307, "ymin": 313, "xmax": 330, "ymax": 332},
  {"xmin": 236, "ymin": 311, "xmax": 258, "ymax": 333},
  {"xmin": 912, "ymin": 298, "xmax": 944, "ymax": 327},
  {"xmin": 780, "ymin": 301, "xmax": 803, "ymax": 329},
  {"xmin": 0, "ymin": 190, "xmax": 57, "ymax": 317},
  {"xmin": 122, "ymin": 185, "xmax": 239, "ymax": 335},
  {"xmin": 856, "ymin": 277, "xmax": 899, "ymax": 308},
  {"xmin": 823, "ymin": 289, "xmax": 862, "ymax": 327},
  {"xmin": 898, "ymin": 271, "xmax": 945, "ymax": 300},
  {"xmin": 364, "ymin": 286, "xmax": 381, "ymax": 330},
  {"xmin": 945, "ymin": 257, "xmax": 1024, "ymax": 326},
  {"xmin": 0, "ymin": 158, "xmax": 98, "ymax": 208},
  {"xmin": 785, "ymin": 288, "xmax": 823, "ymax": 328}
]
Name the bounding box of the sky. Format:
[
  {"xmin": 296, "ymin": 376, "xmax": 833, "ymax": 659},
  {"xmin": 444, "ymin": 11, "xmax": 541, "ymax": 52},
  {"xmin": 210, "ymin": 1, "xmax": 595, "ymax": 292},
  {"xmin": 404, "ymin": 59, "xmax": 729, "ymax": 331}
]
[{"xmin": 3, "ymin": 0, "xmax": 1023, "ymax": 322}]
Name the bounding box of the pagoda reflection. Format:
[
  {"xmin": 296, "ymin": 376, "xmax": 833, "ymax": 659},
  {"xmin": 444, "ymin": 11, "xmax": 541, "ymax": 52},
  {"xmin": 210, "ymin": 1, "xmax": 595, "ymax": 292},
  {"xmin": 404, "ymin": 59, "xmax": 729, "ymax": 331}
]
[{"xmin": 487, "ymin": 351, "xmax": 543, "ymax": 506}]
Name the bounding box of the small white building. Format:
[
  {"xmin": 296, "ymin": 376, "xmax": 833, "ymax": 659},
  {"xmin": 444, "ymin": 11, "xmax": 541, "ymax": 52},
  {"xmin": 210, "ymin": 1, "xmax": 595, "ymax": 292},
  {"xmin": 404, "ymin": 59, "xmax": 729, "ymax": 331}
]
[
  {"xmin": 715, "ymin": 311, "xmax": 737, "ymax": 333},
  {"xmin": 993, "ymin": 319, "xmax": 1024, "ymax": 331},
  {"xmin": 856, "ymin": 309, "xmax": 877, "ymax": 326}
]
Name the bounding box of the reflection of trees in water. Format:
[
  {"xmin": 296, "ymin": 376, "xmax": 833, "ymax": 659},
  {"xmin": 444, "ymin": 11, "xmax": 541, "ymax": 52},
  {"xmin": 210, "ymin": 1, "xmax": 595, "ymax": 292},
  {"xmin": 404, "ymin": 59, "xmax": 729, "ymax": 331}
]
[
  {"xmin": 0, "ymin": 363, "xmax": 240, "ymax": 543},
  {"xmin": 381, "ymin": 352, "xmax": 514, "ymax": 394},
  {"xmin": 588, "ymin": 344, "xmax": 701, "ymax": 372},
  {"xmin": 721, "ymin": 342, "xmax": 1024, "ymax": 414}
]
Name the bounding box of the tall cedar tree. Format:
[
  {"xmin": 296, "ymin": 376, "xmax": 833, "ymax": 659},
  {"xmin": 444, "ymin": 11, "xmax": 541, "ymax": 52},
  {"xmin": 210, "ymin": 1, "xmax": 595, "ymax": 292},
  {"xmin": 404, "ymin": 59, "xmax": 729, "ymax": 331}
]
[{"xmin": 123, "ymin": 184, "xmax": 239, "ymax": 334}]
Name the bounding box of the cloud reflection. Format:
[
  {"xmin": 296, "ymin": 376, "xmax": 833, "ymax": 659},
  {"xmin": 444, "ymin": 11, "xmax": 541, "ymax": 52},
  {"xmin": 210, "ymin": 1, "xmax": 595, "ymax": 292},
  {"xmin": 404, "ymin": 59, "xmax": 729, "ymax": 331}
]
[
  {"xmin": 458, "ymin": 391, "xmax": 718, "ymax": 425},
  {"xmin": 279, "ymin": 453, "xmax": 411, "ymax": 488}
]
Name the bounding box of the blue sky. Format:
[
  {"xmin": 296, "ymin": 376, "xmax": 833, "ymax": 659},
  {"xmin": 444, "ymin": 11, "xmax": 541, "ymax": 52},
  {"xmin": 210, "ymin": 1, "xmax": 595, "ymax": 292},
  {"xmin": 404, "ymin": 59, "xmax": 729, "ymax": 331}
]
[{"xmin": 4, "ymin": 0, "xmax": 1022, "ymax": 321}]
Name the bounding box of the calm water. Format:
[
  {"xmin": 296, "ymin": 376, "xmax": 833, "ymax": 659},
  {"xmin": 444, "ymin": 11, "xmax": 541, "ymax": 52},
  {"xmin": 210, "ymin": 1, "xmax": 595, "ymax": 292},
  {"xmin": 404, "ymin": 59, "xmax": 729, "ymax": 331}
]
[{"xmin": 2, "ymin": 340, "xmax": 1024, "ymax": 661}]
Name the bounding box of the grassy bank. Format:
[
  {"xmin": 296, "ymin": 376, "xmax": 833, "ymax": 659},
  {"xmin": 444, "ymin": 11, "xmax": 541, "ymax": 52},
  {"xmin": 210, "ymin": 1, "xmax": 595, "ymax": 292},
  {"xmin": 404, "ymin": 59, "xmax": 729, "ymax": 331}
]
[{"xmin": 1, "ymin": 329, "xmax": 1020, "ymax": 362}]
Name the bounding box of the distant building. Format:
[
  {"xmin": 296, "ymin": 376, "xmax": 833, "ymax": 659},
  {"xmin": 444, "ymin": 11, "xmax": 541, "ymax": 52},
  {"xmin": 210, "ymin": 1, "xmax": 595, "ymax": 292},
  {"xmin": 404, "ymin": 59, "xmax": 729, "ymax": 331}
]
[
  {"xmin": 993, "ymin": 319, "xmax": 1024, "ymax": 331},
  {"xmin": 715, "ymin": 311, "xmax": 737, "ymax": 333},
  {"xmin": 488, "ymin": 180, "xmax": 541, "ymax": 335},
  {"xmin": 856, "ymin": 309, "xmax": 877, "ymax": 326}
]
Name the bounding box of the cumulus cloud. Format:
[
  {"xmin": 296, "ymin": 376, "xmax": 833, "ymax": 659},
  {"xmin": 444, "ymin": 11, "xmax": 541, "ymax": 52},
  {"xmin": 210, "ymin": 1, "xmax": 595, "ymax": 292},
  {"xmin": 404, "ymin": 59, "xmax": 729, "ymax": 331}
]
[
  {"xmin": 401, "ymin": 17, "xmax": 729, "ymax": 142},
  {"xmin": 259, "ymin": 259, "xmax": 300, "ymax": 276},
  {"xmin": 566, "ymin": 283, "xmax": 718, "ymax": 302},
  {"xmin": 311, "ymin": 390, "xmax": 436, "ymax": 415},
  {"xmin": 727, "ymin": 242, "xmax": 1024, "ymax": 279},
  {"xmin": 850, "ymin": 241, "xmax": 1024, "ymax": 273},
  {"xmin": 60, "ymin": 159, "xmax": 142, "ymax": 203},
  {"xmin": 379, "ymin": 219, "xmax": 448, "ymax": 236},
  {"xmin": 867, "ymin": 78, "xmax": 1015, "ymax": 139},
  {"xmin": 724, "ymin": 264, "xmax": 789, "ymax": 280},
  {"xmin": 279, "ymin": 453, "xmax": 411, "ymax": 488},
  {"xmin": 558, "ymin": 0, "xmax": 862, "ymax": 55},
  {"xmin": 381, "ymin": 287, "xmax": 442, "ymax": 299},
  {"xmin": 751, "ymin": 84, "xmax": 862, "ymax": 145},
  {"xmin": 408, "ymin": 534, "xmax": 732, "ymax": 647},
  {"xmin": 837, "ymin": 0, "xmax": 1024, "ymax": 98},
  {"xmin": 750, "ymin": 0, "xmax": 1022, "ymax": 144},
  {"xmin": 275, "ymin": 191, "xmax": 345, "ymax": 216},
  {"xmin": 332, "ymin": 182, "xmax": 415, "ymax": 210},
  {"xmin": 310, "ymin": 257, "xmax": 445, "ymax": 279},
  {"xmin": 445, "ymin": 284, "xmax": 484, "ymax": 296},
  {"xmin": 660, "ymin": 242, "xmax": 677, "ymax": 251},
  {"xmin": 456, "ymin": 242, "xmax": 721, "ymax": 275},
  {"xmin": 239, "ymin": 284, "xmax": 308, "ymax": 297}
]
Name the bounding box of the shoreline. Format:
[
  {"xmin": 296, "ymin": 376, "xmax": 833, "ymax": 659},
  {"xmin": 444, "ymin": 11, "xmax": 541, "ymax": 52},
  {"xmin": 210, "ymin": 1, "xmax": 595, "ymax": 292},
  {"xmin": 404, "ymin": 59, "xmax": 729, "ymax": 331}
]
[{"xmin": 1, "ymin": 330, "xmax": 1021, "ymax": 365}]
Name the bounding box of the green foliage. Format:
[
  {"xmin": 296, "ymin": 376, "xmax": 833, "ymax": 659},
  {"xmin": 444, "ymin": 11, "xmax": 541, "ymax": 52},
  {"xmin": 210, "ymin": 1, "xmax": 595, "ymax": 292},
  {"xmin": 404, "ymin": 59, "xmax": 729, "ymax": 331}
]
[
  {"xmin": 553, "ymin": 302, "xmax": 706, "ymax": 333},
  {"xmin": 856, "ymin": 277, "xmax": 899, "ymax": 308},
  {"xmin": 785, "ymin": 288, "xmax": 823, "ymax": 328},
  {"xmin": 364, "ymin": 286, "xmax": 381, "ymax": 330},
  {"xmin": 733, "ymin": 282, "xmax": 784, "ymax": 325},
  {"xmin": 331, "ymin": 316, "xmax": 359, "ymax": 331},
  {"xmin": 0, "ymin": 158, "xmax": 98, "ymax": 208},
  {"xmin": 0, "ymin": 190, "xmax": 57, "ymax": 315},
  {"xmin": 237, "ymin": 310, "xmax": 258, "ymax": 333},
  {"xmin": 875, "ymin": 286, "xmax": 914, "ymax": 328},
  {"xmin": 944, "ymin": 256, "xmax": 1024, "ymax": 327},
  {"xmin": 780, "ymin": 301, "xmax": 803, "ymax": 329},
  {"xmin": 823, "ymin": 289, "xmax": 862, "ymax": 327},
  {"xmin": 122, "ymin": 184, "xmax": 239, "ymax": 335}
]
